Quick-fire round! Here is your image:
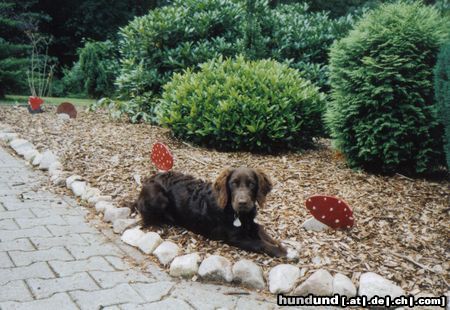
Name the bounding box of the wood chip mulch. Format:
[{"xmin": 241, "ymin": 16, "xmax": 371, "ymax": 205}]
[{"xmin": 1, "ymin": 105, "xmax": 448, "ymax": 295}]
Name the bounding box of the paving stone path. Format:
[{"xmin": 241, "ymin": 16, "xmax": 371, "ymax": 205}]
[{"xmin": 0, "ymin": 146, "xmax": 277, "ymax": 310}]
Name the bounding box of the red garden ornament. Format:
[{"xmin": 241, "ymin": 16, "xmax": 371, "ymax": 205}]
[
  {"xmin": 151, "ymin": 142, "xmax": 174, "ymax": 171},
  {"xmin": 305, "ymin": 195, "xmax": 354, "ymax": 229},
  {"xmin": 56, "ymin": 102, "xmax": 77, "ymax": 118},
  {"xmin": 28, "ymin": 96, "xmax": 44, "ymax": 112}
]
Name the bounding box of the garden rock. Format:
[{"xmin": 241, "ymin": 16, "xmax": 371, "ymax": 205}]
[
  {"xmin": 38, "ymin": 150, "xmax": 58, "ymax": 170},
  {"xmin": 66, "ymin": 175, "xmax": 83, "ymax": 187},
  {"xmin": 48, "ymin": 161, "xmax": 62, "ymax": 175},
  {"xmin": 232, "ymin": 259, "xmax": 265, "ymax": 289},
  {"xmin": 293, "ymin": 269, "xmax": 333, "ymax": 296},
  {"xmin": 198, "ymin": 255, "xmax": 233, "ymax": 283},
  {"xmin": 153, "ymin": 241, "xmax": 180, "ymax": 265},
  {"xmin": 333, "ymin": 273, "xmax": 356, "ymax": 297},
  {"xmin": 113, "ymin": 218, "xmax": 138, "ymax": 234},
  {"xmin": 23, "ymin": 149, "xmax": 39, "ymax": 162},
  {"xmin": 16, "ymin": 145, "xmax": 36, "ymax": 157},
  {"xmin": 95, "ymin": 201, "xmax": 114, "ymax": 213},
  {"xmin": 169, "ymin": 253, "xmax": 201, "ymax": 278},
  {"xmin": 359, "ymin": 272, "xmax": 405, "ymax": 299},
  {"xmin": 268, "ymin": 264, "xmax": 300, "ymax": 294},
  {"xmin": 136, "ymin": 232, "xmax": 163, "ymax": 254},
  {"xmin": 286, "ymin": 248, "xmax": 300, "ymax": 261},
  {"xmin": 57, "ymin": 113, "xmax": 70, "ymax": 121},
  {"xmin": 81, "ymin": 186, "xmax": 101, "ymax": 201},
  {"xmin": 32, "ymin": 153, "xmax": 43, "ymax": 166},
  {"xmin": 89, "ymin": 195, "xmax": 112, "ymax": 205},
  {"xmin": 302, "ymin": 217, "xmax": 330, "ymax": 232},
  {"xmin": 0, "ymin": 132, "xmax": 17, "ymax": 142},
  {"xmin": 121, "ymin": 227, "xmax": 145, "ymax": 247},
  {"xmin": 103, "ymin": 207, "xmax": 131, "ymax": 223},
  {"xmin": 10, "ymin": 138, "xmax": 31, "ymax": 149},
  {"xmin": 70, "ymin": 181, "xmax": 86, "ymax": 197},
  {"xmin": 10, "ymin": 139, "xmax": 34, "ymax": 155},
  {"xmin": 51, "ymin": 173, "xmax": 65, "ymax": 186}
]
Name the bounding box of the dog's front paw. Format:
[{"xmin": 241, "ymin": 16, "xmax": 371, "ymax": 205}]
[{"xmin": 272, "ymin": 244, "xmax": 288, "ymax": 258}]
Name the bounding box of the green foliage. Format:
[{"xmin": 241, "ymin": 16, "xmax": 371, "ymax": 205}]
[
  {"xmin": 88, "ymin": 95, "xmax": 156, "ymax": 123},
  {"xmin": 434, "ymin": 42, "xmax": 450, "ymax": 169},
  {"xmin": 269, "ymin": 3, "xmax": 355, "ymax": 65},
  {"xmin": 327, "ymin": 1, "xmax": 449, "ymax": 174},
  {"xmin": 117, "ymin": 0, "xmax": 244, "ymax": 99},
  {"xmin": 0, "ymin": 1, "xmax": 34, "ymax": 97},
  {"xmin": 159, "ymin": 56, "xmax": 326, "ymax": 152},
  {"xmin": 269, "ymin": 0, "xmax": 381, "ymax": 16},
  {"xmin": 61, "ymin": 62, "xmax": 85, "ymax": 97},
  {"xmin": 267, "ymin": 3, "xmax": 355, "ymax": 90},
  {"xmin": 61, "ymin": 40, "xmax": 119, "ymax": 98},
  {"xmin": 78, "ymin": 40, "xmax": 119, "ymax": 98}
]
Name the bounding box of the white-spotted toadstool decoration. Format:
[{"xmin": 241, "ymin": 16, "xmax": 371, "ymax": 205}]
[
  {"xmin": 305, "ymin": 195, "xmax": 354, "ymax": 229},
  {"xmin": 151, "ymin": 142, "xmax": 174, "ymax": 171}
]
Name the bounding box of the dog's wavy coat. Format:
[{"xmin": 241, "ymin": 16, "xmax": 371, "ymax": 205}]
[{"xmin": 133, "ymin": 167, "xmax": 287, "ymax": 257}]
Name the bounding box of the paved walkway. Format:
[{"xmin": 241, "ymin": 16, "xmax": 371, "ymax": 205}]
[{"xmin": 0, "ymin": 146, "xmax": 276, "ymax": 309}]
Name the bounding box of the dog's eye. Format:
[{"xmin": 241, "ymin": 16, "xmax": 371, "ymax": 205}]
[
  {"xmin": 248, "ymin": 182, "xmax": 255, "ymax": 188},
  {"xmin": 230, "ymin": 180, "xmax": 239, "ymax": 187}
]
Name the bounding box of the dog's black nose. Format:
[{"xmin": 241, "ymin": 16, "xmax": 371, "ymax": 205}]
[{"xmin": 238, "ymin": 201, "xmax": 247, "ymax": 208}]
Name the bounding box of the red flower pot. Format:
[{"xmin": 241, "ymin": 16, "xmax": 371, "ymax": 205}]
[{"xmin": 28, "ymin": 96, "xmax": 44, "ymax": 111}]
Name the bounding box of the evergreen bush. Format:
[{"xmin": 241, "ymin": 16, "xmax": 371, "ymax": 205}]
[
  {"xmin": 327, "ymin": 1, "xmax": 449, "ymax": 174},
  {"xmin": 434, "ymin": 42, "xmax": 450, "ymax": 170},
  {"xmin": 116, "ymin": 0, "xmax": 244, "ymax": 99}
]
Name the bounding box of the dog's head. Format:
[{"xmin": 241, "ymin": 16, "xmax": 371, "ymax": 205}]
[{"xmin": 214, "ymin": 167, "xmax": 273, "ymax": 213}]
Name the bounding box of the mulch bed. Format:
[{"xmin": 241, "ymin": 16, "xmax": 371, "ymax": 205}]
[{"xmin": 1, "ymin": 105, "xmax": 448, "ymax": 295}]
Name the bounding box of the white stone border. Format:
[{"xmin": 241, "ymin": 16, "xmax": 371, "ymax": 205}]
[{"xmin": 1, "ymin": 123, "xmax": 415, "ymax": 299}]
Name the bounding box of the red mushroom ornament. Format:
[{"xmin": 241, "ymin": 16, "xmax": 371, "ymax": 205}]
[
  {"xmin": 56, "ymin": 102, "xmax": 77, "ymax": 118},
  {"xmin": 151, "ymin": 142, "xmax": 174, "ymax": 171},
  {"xmin": 305, "ymin": 195, "xmax": 354, "ymax": 229}
]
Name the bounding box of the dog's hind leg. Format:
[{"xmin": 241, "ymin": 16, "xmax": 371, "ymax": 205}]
[{"xmin": 135, "ymin": 181, "xmax": 170, "ymax": 227}]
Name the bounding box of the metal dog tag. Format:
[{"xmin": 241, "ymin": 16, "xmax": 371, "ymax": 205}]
[{"xmin": 233, "ymin": 217, "xmax": 242, "ymax": 227}]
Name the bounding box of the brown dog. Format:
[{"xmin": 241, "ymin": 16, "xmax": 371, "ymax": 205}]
[{"xmin": 132, "ymin": 167, "xmax": 287, "ymax": 257}]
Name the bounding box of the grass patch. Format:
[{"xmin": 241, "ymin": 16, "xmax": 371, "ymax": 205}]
[{"xmin": 0, "ymin": 95, "xmax": 96, "ymax": 107}]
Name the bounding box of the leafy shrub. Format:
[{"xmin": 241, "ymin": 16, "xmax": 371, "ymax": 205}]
[
  {"xmin": 159, "ymin": 56, "xmax": 326, "ymax": 152},
  {"xmin": 269, "ymin": 3, "xmax": 355, "ymax": 65},
  {"xmin": 327, "ymin": 1, "xmax": 449, "ymax": 174},
  {"xmin": 117, "ymin": 0, "xmax": 244, "ymax": 99},
  {"xmin": 434, "ymin": 42, "xmax": 450, "ymax": 169},
  {"xmin": 117, "ymin": 0, "xmax": 355, "ymax": 101},
  {"xmin": 269, "ymin": 0, "xmax": 377, "ymax": 17},
  {"xmin": 266, "ymin": 3, "xmax": 355, "ymax": 90}
]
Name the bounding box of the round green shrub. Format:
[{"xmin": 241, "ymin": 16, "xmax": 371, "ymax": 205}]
[
  {"xmin": 158, "ymin": 56, "xmax": 326, "ymax": 152},
  {"xmin": 434, "ymin": 41, "xmax": 450, "ymax": 170},
  {"xmin": 116, "ymin": 0, "xmax": 244, "ymax": 99},
  {"xmin": 327, "ymin": 1, "xmax": 449, "ymax": 174}
]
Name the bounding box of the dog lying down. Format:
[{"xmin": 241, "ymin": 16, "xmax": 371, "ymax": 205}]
[{"xmin": 131, "ymin": 167, "xmax": 287, "ymax": 257}]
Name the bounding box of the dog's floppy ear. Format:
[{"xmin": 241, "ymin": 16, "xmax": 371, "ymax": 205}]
[
  {"xmin": 214, "ymin": 168, "xmax": 233, "ymax": 209},
  {"xmin": 256, "ymin": 169, "xmax": 273, "ymax": 207}
]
